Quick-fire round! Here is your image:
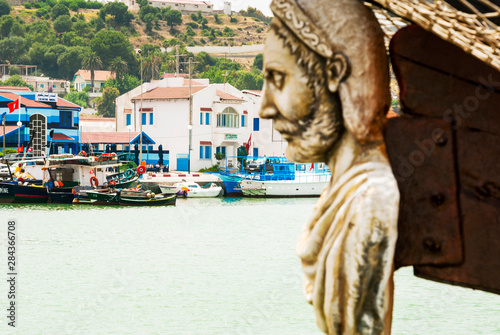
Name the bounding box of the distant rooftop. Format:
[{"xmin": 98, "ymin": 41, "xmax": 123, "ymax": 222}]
[
  {"xmin": 74, "ymin": 70, "xmax": 115, "ymax": 82},
  {"xmin": 132, "ymin": 86, "xmax": 207, "ymax": 101}
]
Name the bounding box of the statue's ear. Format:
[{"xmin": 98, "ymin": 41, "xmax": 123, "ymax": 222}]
[{"xmin": 326, "ymin": 53, "xmax": 349, "ymax": 93}]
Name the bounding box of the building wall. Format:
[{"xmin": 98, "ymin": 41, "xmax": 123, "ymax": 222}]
[{"xmin": 148, "ymin": 0, "xmax": 214, "ymax": 14}]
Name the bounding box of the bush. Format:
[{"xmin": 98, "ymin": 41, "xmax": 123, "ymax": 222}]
[
  {"xmin": 229, "ymin": 16, "xmax": 237, "ymax": 23},
  {"xmin": 190, "ymin": 13, "xmax": 197, "ymax": 22},
  {"xmin": 24, "ymin": 2, "xmax": 31, "ymax": 9},
  {"xmin": 186, "ymin": 22, "xmax": 198, "ymax": 29},
  {"xmin": 213, "ymin": 13, "xmax": 222, "ymax": 24},
  {"xmin": 256, "ymin": 27, "xmax": 263, "ymax": 33},
  {"xmin": 199, "ymin": 164, "xmax": 219, "ymax": 173},
  {"xmin": 8, "ymin": 66, "xmax": 20, "ymax": 75}
]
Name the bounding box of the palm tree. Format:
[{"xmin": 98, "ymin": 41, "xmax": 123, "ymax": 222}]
[
  {"xmin": 81, "ymin": 51, "xmax": 103, "ymax": 93},
  {"xmin": 109, "ymin": 56, "xmax": 128, "ymax": 84}
]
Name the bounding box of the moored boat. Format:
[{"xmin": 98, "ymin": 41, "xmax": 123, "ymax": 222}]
[{"xmin": 161, "ymin": 182, "xmax": 222, "ymax": 198}]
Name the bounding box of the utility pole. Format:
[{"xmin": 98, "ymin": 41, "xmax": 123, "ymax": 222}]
[
  {"xmin": 139, "ymin": 49, "xmax": 143, "ymax": 164},
  {"xmin": 175, "ymin": 45, "xmax": 179, "ymax": 77},
  {"xmin": 179, "ymin": 57, "xmax": 199, "ymax": 174}
]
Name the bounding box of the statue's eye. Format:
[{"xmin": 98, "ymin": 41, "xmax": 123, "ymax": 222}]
[{"xmin": 267, "ymin": 70, "xmax": 285, "ymax": 90}]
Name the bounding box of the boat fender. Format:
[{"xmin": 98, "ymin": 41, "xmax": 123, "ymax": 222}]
[
  {"xmin": 137, "ymin": 166, "xmax": 146, "ymax": 175},
  {"xmin": 90, "ymin": 176, "xmax": 99, "ymax": 187},
  {"xmin": 109, "ymin": 180, "xmax": 117, "ymax": 186},
  {"xmin": 151, "ymin": 192, "xmax": 155, "ymax": 198},
  {"xmin": 147, "ymin": 192, "xmax": 152, "ymax": 199},
  {"xmin": 17, "ymin": 177, "xmax": 25, "ymax": 184},
  {"xmin": 79, "ymin": 151, "xmax": 87, "ymax": 157}
]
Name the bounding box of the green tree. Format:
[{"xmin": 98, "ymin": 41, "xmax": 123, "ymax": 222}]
[
  {"xmin": 89, "ymin": 30, "xmax": 137, "ymax": 70},
  {"xmin": 81, "ymin": 51, "xmax": 103, "ymax": 92},
  {"xmin": 10, "ymin": 21, "xmax": 25, "ymax": 37},
  {"xmin": 165, "ymin": 10, "xmax": 182, "ymax": 29},
  {"xmin": 4, "ymin": 75, "xmax": 30, "ymax": 88},
  {"xmin": 109, "ymin": 56, "xmax": 128, "ymax": 83},
  {"xmin": 57, "ymin": 46, "xmax": 87, "ymax": 79},
  {"xmin": 103, "ymin": 73, "xmax": 140, "ymax": 95},
  {"xmin": 213, "ymin": 14, "xmax": 222, "ymax": 24},
  {"xmin": 43, "ymin": 44, "xmax": 68, "ymax": 78},
  {"xmin": 8, "ymin": 66, "xmax": 20, "ymax": 75},
  {"xmin": 139, "ymin": 5, "xmax": 158, "ymax": 21},
  {"xmin": 0, "ymin": 16, "xmax": 13, "ymax": 38},
  {"xmin": 65, "ymin": 91, "xmax": 89, "ymax": 108},
  {"xmin": 96, "ymin": 87, "xmax": 119, "ymax": 117},
  {"xmin": 101, "ymin": 2, "xmax": 134, "ymax": 26},
  {"xmin": 0, "ymin": 36, "xmax": 28, "ymax": 64},
  {"xmin": 253, "ymin": 53, "xmax": 263, "ymax": 71},
  {"xmin": 51, "ymin": 4, "xmax": 70, "ymax": 20},
  {"xmin": 53, "ymin": 15, "xmax": 73, "ymax": 33},
  {"xmin": 0, "ymin": 0, "xmax": 10, "ymax": 17}
]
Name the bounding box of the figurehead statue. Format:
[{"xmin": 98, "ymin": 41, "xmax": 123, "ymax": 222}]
[{"xmin": 260, "ymin": 0, "xmax": 400, "ymax": 334}]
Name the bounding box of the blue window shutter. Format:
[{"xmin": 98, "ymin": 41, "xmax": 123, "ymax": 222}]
[
  {"xmin": 199, "ymin": 146, "xmax": 203, "ymax": 159},
  {"xmin": 253, "ymin": 118, "xmax": 259, "ymax": 131},
  {"xmin": 200, "ymin": 112, "xmax": 203, "ymax": 125},
  {"xmin": 216, "ymin": 147, "xmax": 220, "ymax": 154},
  {"xmin": 150, "ymin": 113, "xmax": 153, "ymax": 125},
  {"xmin": 206, "ymin": 146, "xmax": 211, "ymax": 159},
  {"xmin": 221, "ymin": 146, "xmax": 226, "ymax": 155},
  {"xmin": 253, "ymin": 148, "xmax": 259, "ymax": 157},
  {"xmin": 142, "ymin": 113, "xmax": 146, "ymax": 125},
  {"xmin": 241, "ymin": 115, "xmax": 245, "ymax": 127},
  {"xmin": 206, "ymin": 113, "xmax": 210, "ymax": 125},
  {"xmin": 126, "ymin": 114, "xmax": 131, "ymax": 126}
]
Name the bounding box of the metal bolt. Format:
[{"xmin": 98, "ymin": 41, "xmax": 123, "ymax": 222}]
[
  {"xmin": 423, "ymin": 237, "xmax": 442, "ymax": 253},
  {"xmin": 430, "ymin": 193, "xmax": 445, "ymax": 207},
  {"xmin": 433, "ymin": 132, "xmax": 448, "ymax": 146}
]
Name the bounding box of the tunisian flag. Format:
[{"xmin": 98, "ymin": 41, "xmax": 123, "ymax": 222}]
[
  {"xmin": 245, "ymin": 134, "xmax": 252, "ymax": 153},
  {"xmin": 7, "ymin": 98, "xmax": 19, "ymax": 113}
]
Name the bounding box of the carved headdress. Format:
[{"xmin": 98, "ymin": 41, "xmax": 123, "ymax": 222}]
[{"xmin": 270, "ymin": 0, "xmax": 391, "ymax": 143}]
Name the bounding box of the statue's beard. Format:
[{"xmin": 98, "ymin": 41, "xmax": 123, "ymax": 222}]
[{"xmin": 274, "ymin": 92, "xmax": 344, "ymax": 163}]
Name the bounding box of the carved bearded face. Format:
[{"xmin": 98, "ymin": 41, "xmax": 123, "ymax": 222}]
[{"xmin": 260, "ymin": 26, "xmax": 344, "ymax": 163}]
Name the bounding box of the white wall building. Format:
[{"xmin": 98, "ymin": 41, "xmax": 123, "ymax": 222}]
[
  {"xmin": 242, "ymin": 90, "xmax": 288, "ymax": 157},
  {"xmin": 116, "ymin": 77, "xmax": 281, "ymax": 171},
  {"xmin": 147, "ymin": 0, "xmax": 214, "ymax": 14},
  {"xmin": 223, "ymin": 1, "xmax": 232, "ymax": 15},
  {"xmin": 73, "ymin": 70, "xmax": 114, "ymax": 92}
]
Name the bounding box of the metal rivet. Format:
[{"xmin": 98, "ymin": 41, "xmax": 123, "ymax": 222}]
[
  {"xmin": 423, "ymin": 237, "xmax": 442, "ymax": 253},
  {"xmin": 433, "ymin": 132, "xmax": 448, "ymax": 146},
  {"xmin": 430, "ymin": 193, "xmax": 445, "ymax": 207}
]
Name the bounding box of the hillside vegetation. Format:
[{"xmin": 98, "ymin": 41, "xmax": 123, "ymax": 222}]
[{"xmin": 0, "ymin": 0, "xmax": 268, "ymax": 115}]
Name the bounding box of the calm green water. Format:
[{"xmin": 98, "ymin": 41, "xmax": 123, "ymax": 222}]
[{"xmin": 0, "ymin": 198, "xmax": 498, "ymax": 335}]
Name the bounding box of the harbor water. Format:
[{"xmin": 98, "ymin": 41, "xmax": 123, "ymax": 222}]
[{"xmin": 0, "ymin": 198, "xmax": 498, "ymax": 334}]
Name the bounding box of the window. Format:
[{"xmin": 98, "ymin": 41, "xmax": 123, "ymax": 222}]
[
  {"xmin": 253, "ymin": 148, "xmax": 259, "ymax": 157},
  {"xmin": 216, "ymin": 146, "xmax": 226, "ymax": 155},
  {"xmin": 60, "ymin": 111, "xmax": 72, "ymax": 127},
  {"xmin": 217, "ymin": 107, "xmax": 239, "ymax": 128},
  {"xmin": 142, "ymin": 113, "xmax": 146, "ymax": 125},
  {"xmin": 205, "ymin": 113, "xmax": 210, "ymax": 125},
  {"xmin": 241, "ymin": 115, "xmax": 246, "ymax": 127},
  {"xmin": 149, "ymin": 113, "xmax": 154, "ymax": 125},
  {"xmin": 199, "ymin": 145, "xmax": 212, "ymax": 159},
  {"xmin": 200, "ymin": 112, "xmax": 203, "ymax": 125},
  {"xmin": 126, "ymin": 114, "xmax": 131, "ymax": 126},
  {"xmin": 253, "ymin": 118, "xmax": 260, "ymax": 131}
]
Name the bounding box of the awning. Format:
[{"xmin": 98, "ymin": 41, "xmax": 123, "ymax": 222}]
[
  {"xmin": 0, "ymin": 125, "xmax": 26, "ymax": 143},
  {"xmin": 51, "ymin": 132, "xmax": 76, "ymax": 142}
]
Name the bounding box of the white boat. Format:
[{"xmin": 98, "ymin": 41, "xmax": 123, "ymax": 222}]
[
  {"xmin": 239, "ymin": 165, "xmax": 330, "ymax": 197},
  {"xmin": 160, "ymin": 182, "xmax": 222, "ymax": 198}
]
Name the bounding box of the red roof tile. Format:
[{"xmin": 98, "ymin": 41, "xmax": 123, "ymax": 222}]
[
  {"xmin": 0, "ymin": 126, "xmax": 19, "ymax": 136},
  {"xmin": 82, "ymin": 132, "xmax": 140, "ymax": 144},
  {"xmin": 80, "ymin": 117, "xmax": 116, "ymax": 122},
  {"xmin": 52, "ymin": 133, "xmax": 75, "ymax": 141},
  {"xmin": 131, "ymin": 86, "xmax": 207, "ymax": 101},
  {"xmin": 0, "ymin": 92, "xmax": 50, "ymax": 108},
  {"xmin": 200, "ymin": 107, "xmax": 212, "ymax": 111},
  {"xmin": 216, "ymin": 90, "xmax": 244, "ymax": 101},
  {"xmin": 75, "ymin": 70, "xmax": 115, "ymax": 82},
  {"xmin": 183, "ymin": 79, "xmax": 204, "ymax": 86},
  {"xmin": 57, "ymin": 98, "xmax": 81, "ymax": 109},
  {"xmin": 161, "ymin": 73, "xmax": 189, "ymax": 79},
  {"xmin": 200, "ymin": 141, "xmax": 212, "ymax": 145},
  {"xmin": 0, "ymin": 86, "xmax": 31, "ymax": 92}
]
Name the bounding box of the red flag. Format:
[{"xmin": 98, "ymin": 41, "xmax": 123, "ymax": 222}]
[
  {"xmin": 309, "ymin": 163, "xmax": 315, "ymax": 171},
  {"xmin": 245, "ymin": 134, "xmax": 252, "ymax": 153},
  {"xmin": 8, "ymin": 99, "xmax": 19, "ymax": 113}
]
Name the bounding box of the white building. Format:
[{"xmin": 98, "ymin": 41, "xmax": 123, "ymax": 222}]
[
  {"xmin": 116, "ymin": 77, "xmax": 274, "ymax": 171},
  {"xmin": 147, "ymin": 0, "xmax": 214, "ymax": 14},
  {"xmin": 242, "ymin": 90, "xmax": 288, "ymax": 157},
  {"xmin": 223, "ymin": 1, "xmax": 231, "ymax": 15},
  {"xmin": 73, "ymin": 70, "xmax": 114, "ymax": 92}
]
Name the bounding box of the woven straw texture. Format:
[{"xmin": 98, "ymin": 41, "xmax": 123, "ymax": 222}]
[{"xmin": 366, "ymin": 0, "xmax": 500, "ymax": 71}]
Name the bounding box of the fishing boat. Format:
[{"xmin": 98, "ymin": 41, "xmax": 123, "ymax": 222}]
[
  {"xmin": 214, "ymin": 156, "xmax": 330, "ymax": 197},
  {"xmin": 82, "ymin": 187, "xmax": 176, "ymax": 206},
  {"xmin": 0, "ymin": 180, "xmax": 48, "ymax": 203},
  {"xmin": 160, "ymin": 182, "xmax": 222, "ymax": 198}
]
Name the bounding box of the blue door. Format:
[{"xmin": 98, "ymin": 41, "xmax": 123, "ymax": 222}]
[{"xmin": 176, "ymin": 154, "xmax": 189, "ymax": 171}]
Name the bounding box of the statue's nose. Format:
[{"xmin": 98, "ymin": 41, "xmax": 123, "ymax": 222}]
[{"xmin": 259, "ymin": 106, "xmax": 278, "ymax": 119}]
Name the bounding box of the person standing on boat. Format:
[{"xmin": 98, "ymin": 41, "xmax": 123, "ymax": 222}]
[{"xmin": 260, "ymin": 0, "xmax": 399, "ymax": 334}]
